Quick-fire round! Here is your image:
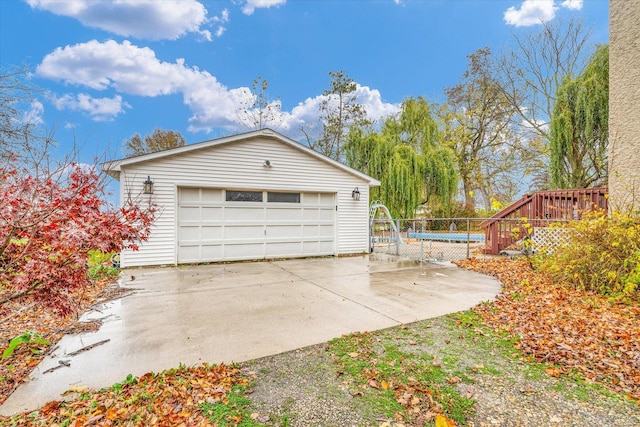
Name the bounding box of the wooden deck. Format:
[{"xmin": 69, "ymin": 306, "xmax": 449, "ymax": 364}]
[{"xmin": 479, "ymin": 188, "xmax": 608, "ymax": 255}]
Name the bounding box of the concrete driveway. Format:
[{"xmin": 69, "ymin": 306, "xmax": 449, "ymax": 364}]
[{"xmin": 0, "ymin": 254, "xmax": 501, "ymax": 415}]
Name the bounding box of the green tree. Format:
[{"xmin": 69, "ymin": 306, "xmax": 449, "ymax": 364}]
[
  {"xmin": 124, "ymin": 129, "xmax": 186, "ymax": 157},
  {"xmin": 550, "ymin": 45, "xmax": 609, "ymax": 189},
  {"xmin": 306, "ymin": 70, "xmax": 369, "ymax": 161},
  {"xmin": 236, "ymin": 76, "xmax": 283, "ymax": 130},
  {"xmin": 442, "ymin": 48, "xmax": 521, "ymax": 212},
  {"xmin": 345, "ymin": 97, "xmax": 457, "ymax": 218}
]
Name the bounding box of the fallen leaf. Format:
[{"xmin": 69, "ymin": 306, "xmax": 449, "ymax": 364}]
[
  {"xmin": 435, "ymin": 414, "xmax": 457, "ymax": 427},
  {"xmin": 546, "ymin": 367, "xmax": 561, "ymax": 378}
]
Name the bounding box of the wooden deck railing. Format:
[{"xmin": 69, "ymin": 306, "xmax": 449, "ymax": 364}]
[{"xmin": 479, "ymin": 187, "xmax": 608, "ymax": 255}]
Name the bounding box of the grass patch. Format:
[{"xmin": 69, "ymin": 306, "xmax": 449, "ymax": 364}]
[
  {"xmin": 200, "ymin": 384, "xmax": 258, "ymax": 426},
  {"xmin": 328, "ymin": 330, "xmax": 473, "ymax": 425}
]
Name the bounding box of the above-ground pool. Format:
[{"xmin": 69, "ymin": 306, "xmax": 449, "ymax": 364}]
[{"xmin": 408, "ymin": 232, "xmax": 485, "ymax": 242}]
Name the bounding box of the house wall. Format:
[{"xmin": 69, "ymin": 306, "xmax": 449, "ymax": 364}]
[
  {"xmin": 609, "ymin": 1, "xmax": 640, "ymax": 212},
  {"xmin": 118, "ymin": 135, "xmax": 372, "ymax": 267}
]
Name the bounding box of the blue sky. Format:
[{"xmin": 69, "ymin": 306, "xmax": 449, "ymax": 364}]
[{"xmin": 1, "ymin": 0, "xmax": 608, "ymax": 164}]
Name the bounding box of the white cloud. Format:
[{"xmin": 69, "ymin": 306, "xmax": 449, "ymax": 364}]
[
  {"xmin": 241, "ymin": 0, "xmax": 286, "ymax": 16},
  {"xmin": 504, "ymin": 0, "xmax": 556, "ymax": 27},
  {"xmin": 560, "ymin": 0, "xmax": 582, "ymax": 10},
  {"xmin": 20, "ymin": 100, "xmax": 45, "ymax": 126},
  {"xmin": 212, "ymin": 8, "xmax": 230, "ymax": 38},
  {"xmin": 36, "ymin": 40, "xmax": 251, "ymax": 131},
  {"xmin": 36, "ymin": 40, "xmax": 399, "ymax": 134},
  {"xmin": 51, "ymin": 93, "xmax": 131, "ymax": 121},
  {"xmin": 503, "ymin": 0, "xmax": 583, "ymax": 26},
  {"xmin": 354, "ymin": 85, "xmax": 401, "ymax": 121},
  {"xmin": 38, "ymin": 40, "xmax": 190, "ymax": 95},
  {"xmin": 280, "ymin": 85, "xmax": 400, "ymax": 137},
  {"xmin": 25, "ymin": 0, "xmax": 215, "ymax": 41}
]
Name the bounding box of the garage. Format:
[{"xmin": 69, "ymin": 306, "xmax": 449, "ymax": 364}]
[
  {"xmin": 177, "ymin": 188, "xmax": 335, "ymax": 262},
  {"xmin": 101, "ymin": 129, "xmax": 380, "ymax": 267}
]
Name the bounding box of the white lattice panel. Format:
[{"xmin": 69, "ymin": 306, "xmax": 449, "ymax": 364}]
[{"xmin": 532, "ymin": 227, "xmax": 571, "ymax": 254}]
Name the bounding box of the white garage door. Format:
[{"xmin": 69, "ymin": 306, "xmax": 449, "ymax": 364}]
[{"xmin": 178, "ymin": 188, "xmax": 336, "ymax": 263}]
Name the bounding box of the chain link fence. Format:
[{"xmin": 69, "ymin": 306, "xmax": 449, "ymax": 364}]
[
  {"xmin": 371, "ymin": 218, "xmax": 487, "ymax": 261},
  {"xmin": 371, "ymin": 217, "xmax": 571, "ymax": 261}
]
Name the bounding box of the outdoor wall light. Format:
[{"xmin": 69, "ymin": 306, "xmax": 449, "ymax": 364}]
[
  {"xmin": 352, "ymin": 187, "xmax": 361, "ymax": 201},
  {"xmin": 264, "ymin": 160, "xmax": 272, "ymax": 167},
  {"xmin": 143, "ymin": 175, "xmax": 154, "ymax": 194}
]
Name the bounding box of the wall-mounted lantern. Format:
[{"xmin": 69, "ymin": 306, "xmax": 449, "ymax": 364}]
[
  {"xmin": 352, "ymin": 187, "xmax": 361, "ymax": 201},
  {"xmin": 143, "ymin": 175, "xmax": 154, "ymax": 194}
]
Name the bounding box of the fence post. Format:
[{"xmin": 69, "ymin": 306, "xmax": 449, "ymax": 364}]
[
  {"xmin": 396, "ymin": 218, "xmax": 400, "ymax": 256},
  {"xmin": 466, "ymin": 219, "xmax": 471, "ymax": 258}
]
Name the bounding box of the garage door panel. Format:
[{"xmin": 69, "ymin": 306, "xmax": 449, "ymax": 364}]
[
  {"xmin": 303, "ymin": 241, "xmax": 321, "ymax": 255},
  {"xmin": 225, "ymin": 225, "xmax": 264, "ymax": 239},
  {"xmin": 303, "ymin": 193, "xmax": 319, "ymax": 204},
  {"xmin": 266, "ymin": 208, "xmax": 302, "ymax": 221},
  {"xmin": 302, "ymin": 209, "xmax": 319, "ymax": 221},
  {"xmin": 180, "ymin": 226, "xmax": 201, "ymax": 241},
  {"xmin": 224, "ymin": 206, "xmax": 264, "ymax": 221},
  {"xmin": 201, "ymin": 226, "xmax": 223, "ymax": 240},
  {"xmin": 201, "ymin": 245, "xmax": 223, "ymax": 259},
  {"xmin": 224, "ymin": 243, "xmax": 264, "ymax": 258},
  {"xmin": 201, "ymin": 188, "xmax": 223, "ymax": 202},
  {"xmin": 201, "ymin": 206, "xmax": 223, "ymax": 220},
  {"xmin": 303, "ymin": 226, "xmax": 319, "ymax": 237},
  {"xmin": 318, "ymin": 241, "xmax": 334, "ymax": 253},
  {"xmin": 178, "ymin": 245, "xmax": 200, "ymax": 261},
  {"xmin": 179, "ymin": 206, "xmax": 201, "ymax": 221},
  {"xmin": 318, "ymin": 209, "xmax": 334, "ymax": 220},
  {"xmin": 178, "ymin": 188, "xmax": 335, "ymax": 263},
  {"xmin": 267, "ymin": 225, "xmax": 302, "ymax": 238},
  {"xmin": 266, "ymin": 242, "xmax": 302, "ymax": 257},
  {"xmin": 320, "ymin": 193, "xmax": 334, "ymax": 204},
  {"xmin": 179, "ymin": 188, "xmax": 201, "ymax": 202},
  {"xmin": 319, "ymin": 224, "xmax": 334, "ymax": 237}
]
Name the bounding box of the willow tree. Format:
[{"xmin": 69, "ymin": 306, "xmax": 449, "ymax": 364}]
[
  {"xmin": 550, "ymin": 44, "xmax": 609, "ymax": 189},
  {"xmin": 345, "ymin": 97, "xmax": 457, "ymax": 218}
]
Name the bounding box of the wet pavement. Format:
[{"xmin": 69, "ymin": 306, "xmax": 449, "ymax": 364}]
[{"xmin": 0, "ymin": 254, "xmax": 502, "ymax": 415}]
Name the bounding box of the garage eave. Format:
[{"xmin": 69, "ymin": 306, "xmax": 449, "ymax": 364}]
[{"xmin": 99, "ymin": 129, "xmax": 380, "ymax": 187}]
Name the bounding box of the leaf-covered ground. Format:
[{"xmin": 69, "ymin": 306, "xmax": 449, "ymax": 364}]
[
  {"xmin": 456, "ymin": 257, "xmax": 640, "ymax": 403},
  {"xmin": 0, "ymin": 277, "xmax": 117, "ymax": 406},
  {"xmin": 5, "ymin": 363, "xmax": 249, "ymax": 426},
  {"xmin": 1, "ymin": 257, "xmax": 639, "ymax": 426}
]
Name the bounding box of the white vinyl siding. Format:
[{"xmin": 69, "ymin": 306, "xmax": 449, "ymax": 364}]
[{"xmin": 116, "ymin": 135, "xmax": 373, "ymax": 267}]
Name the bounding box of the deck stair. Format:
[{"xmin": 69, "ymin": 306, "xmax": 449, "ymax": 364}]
[{"xmin": 479, "ymin": 187, "xmax": 607, "ymax": 255}]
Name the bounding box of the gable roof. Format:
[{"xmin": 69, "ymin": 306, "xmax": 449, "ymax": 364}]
[{"xmin": 101, "ymin": 128, "xmax": 380, "ymax": 186}]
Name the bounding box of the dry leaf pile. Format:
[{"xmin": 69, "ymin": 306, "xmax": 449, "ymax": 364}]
[
  {"xmin": 3, "ymin": 363, "xmax": 248, "ymax": 426},
  {"xmin": 457, "ymin": 257, "xmax": 640, "ymax": 402}
]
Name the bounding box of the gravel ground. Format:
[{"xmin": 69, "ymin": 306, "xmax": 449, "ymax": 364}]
[{"xmin": 242, "ymin": 315, "xmax": 640, "ymax": 427}]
